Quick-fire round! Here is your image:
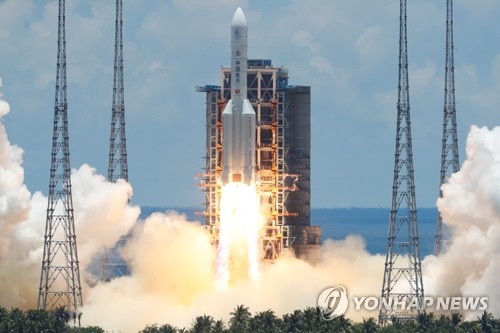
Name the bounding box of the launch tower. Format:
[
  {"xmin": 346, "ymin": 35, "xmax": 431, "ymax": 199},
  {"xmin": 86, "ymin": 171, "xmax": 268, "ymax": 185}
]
[
  {"xmin": 434, "ymin": 0, "xmax": 459, "ymax": 256},
  {"xmin": 197, "ymin": 59, "xmax": 321, "ymax": 261},
  {"xmin": 379, "ymin": 0, "xmax": 424, "ymax": 325},
  {"xmin": 38, "ymin": 0, "xmax": 83, "ymax": 321}
]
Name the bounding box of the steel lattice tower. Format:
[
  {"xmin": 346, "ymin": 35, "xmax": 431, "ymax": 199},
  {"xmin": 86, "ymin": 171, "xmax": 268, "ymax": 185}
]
[
  {"xmin": 38, "ymin": 0, "xmax": 83, "ymax": 320},
  {"xmin": 100, "ymin": 0, "xmax": 129, "ymax": 282},
  {"xmin": 108, "ymin": 0, "xmax": 128, "ymax": 184},
  {"xmin": 379, "ymin": 0, "xmax": 424, "ymax": 325},
  {"xmin": 434, "ymin": 0, "xmax": 459, "ymax": 256}
]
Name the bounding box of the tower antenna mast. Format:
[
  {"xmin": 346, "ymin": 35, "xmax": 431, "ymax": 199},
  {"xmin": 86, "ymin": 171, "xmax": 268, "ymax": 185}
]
[
  {"xmin": 434, "ymin": 0, "xmax": 459, "ymax": 256},
  {"xmin": 379, "ymin": 0, "xmax": 424, "ymax": 325},
  {"xmin": 38, "ymin": 0, "xmax": 83, "ymax": 321},
  {"xmin": 108, "ymin": 0, "xmax": 128, "ymax": 183},
  {"xmin": 100, "ymin": 0, "xmax": 129, "ymax": 281}
]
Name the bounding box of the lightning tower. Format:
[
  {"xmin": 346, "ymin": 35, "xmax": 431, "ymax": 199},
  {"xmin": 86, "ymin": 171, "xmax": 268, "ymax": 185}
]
[
  {"xmin": 38, "ymin": 0, "xmax": 83, "ymax": 320},
  {"xmin": 434, "ymin": 0, "xmax": 459, "ymax": 256},
  {"xmin": 100, "ymin": 0, "xmax": 129, "ymax": 281},
  {"xmin": 379, "ymin": 0, "xmax": 424, "ymax": 325},
  {"xmin": 108, "ymin": 0, "xmax": 128, "ymax": 184}
]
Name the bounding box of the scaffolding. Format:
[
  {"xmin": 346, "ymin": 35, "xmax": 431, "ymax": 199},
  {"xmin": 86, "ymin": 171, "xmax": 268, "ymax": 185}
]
[{"xmin": 197, "ymin": 60, "xmax": 320, "ymax": 261}]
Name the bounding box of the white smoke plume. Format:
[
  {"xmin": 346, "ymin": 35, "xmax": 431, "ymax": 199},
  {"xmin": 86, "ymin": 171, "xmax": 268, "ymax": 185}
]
[
  {"xmin": 0, "ymin": 164, "xmax": 139, "ymax": 308},
  {"xmin": 423, "ymin": 125, "xmax": 500, "ymax": 319},
  {"xmin": 70, "ymin": 165, "xmax": 139, "ymax": 271},
  {"xmin": 1, "ymin": 79, "xmax": 500, "ymax": 331},
  {"xmin": 0, "ymin": 80, "xmax": 31, "ymax": 260}
]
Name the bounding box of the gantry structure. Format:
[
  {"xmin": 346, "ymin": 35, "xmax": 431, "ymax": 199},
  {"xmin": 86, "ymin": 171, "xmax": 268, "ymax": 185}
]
[
  {"xmin": 197, "ymin": 59, "xmax": 321, "ymax": 262},
  {"xmin": 38, "ymin": 0, "xmax": 83, "ymax": 322},
  {"xmin": 100, "ymin": 0, "xmax": 130, "ymax": 281},
  {"xmin": 379, "ymin": 0, "xmax": 424, "ymax": 325},
  {"xmin": 434, "ymin": 0, "xmax": 459, "ymax": 256}
]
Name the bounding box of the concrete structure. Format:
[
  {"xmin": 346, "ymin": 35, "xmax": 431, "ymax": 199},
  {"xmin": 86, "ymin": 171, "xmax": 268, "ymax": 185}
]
[{"xmin": 197, "ymin": 59, "xmax": 321, "ymax": 262}]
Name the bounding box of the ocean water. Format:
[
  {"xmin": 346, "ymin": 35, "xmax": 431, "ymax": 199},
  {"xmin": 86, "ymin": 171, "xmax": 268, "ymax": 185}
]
[
  {"xmin": 311, "ymin": 208, "xmax": 438, "ymax": 257},
  {"xmin": 141, "ymin": 207, "xmax": 438, "ymax": 257}
]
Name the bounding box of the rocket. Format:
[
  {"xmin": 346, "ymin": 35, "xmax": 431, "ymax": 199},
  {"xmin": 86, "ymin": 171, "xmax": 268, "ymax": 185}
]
[{"xmin": 221, "ymin": 8, "xmax": 256, "ymax": 185}]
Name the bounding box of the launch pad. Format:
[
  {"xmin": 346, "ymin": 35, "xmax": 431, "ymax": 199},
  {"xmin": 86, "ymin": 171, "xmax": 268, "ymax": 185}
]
[{"xmin": 197, "ymin": 65, "xmax": 321, "ymax": 263}]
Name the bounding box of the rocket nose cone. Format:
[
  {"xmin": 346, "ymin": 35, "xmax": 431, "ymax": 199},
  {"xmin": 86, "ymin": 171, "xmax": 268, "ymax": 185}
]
[{"xmin": 231, "ymin": 7, "xmax": 247, "ymax": 27}]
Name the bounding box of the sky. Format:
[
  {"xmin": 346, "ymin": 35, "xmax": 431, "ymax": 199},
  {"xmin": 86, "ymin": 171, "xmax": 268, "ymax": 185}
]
[{"xmin": 0, "ymin": 0, "xmax": 498, "ymax": 209}]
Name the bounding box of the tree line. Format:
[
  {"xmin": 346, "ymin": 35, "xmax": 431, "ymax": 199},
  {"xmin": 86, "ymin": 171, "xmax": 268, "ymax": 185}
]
[
  {"xmin": 1, "ymin": 305, "xmax": 498, "ymax": 332},
  {"xmin": 0, "ymin": 306, "xmax": 103, "ymax": 333}
]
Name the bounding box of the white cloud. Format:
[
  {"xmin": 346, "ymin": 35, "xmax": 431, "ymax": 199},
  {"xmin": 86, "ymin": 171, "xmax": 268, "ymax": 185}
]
[
  {"xmin": 455, "ymin": 54, "xmax": 500, "ymax": 118},
  {"xmin": 310, "ymin": 56, "xmax": 336, "ymax": 78},
  {"xmin": 409, "ymin": 60, "xmax": 438, "ymax": 91},
  {"xmin": 291, "ymin": 30, "xmax": 321, "ymax": 53},
  {"xmin": 355, "ymin": 26, "xmax": 389, "ymax": 68},
  {"xmin": 148, "ymin": 60, "xmax": 163, "ymax": 73}
]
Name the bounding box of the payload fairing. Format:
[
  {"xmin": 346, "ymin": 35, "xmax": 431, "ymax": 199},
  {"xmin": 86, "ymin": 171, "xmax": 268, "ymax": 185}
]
[{"xmin": 221, "ymin": 8, "xmax": 256, "ymax": 185}]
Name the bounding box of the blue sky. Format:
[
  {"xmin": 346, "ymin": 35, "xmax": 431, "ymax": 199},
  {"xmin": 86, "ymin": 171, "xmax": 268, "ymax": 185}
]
[{"xmin": 0, "ymin": 0, "xmax": 498, "ymax": 208}]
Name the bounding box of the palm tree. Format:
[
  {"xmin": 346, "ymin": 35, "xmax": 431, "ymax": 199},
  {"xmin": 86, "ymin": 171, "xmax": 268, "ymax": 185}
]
[
  {"xmin": 229, "ymin": 305, "xmax": 251, "ymax": 332},
  {"xmin": 250, "ymin": 309, "xmax": 280, "ymax": 333},
  {"xmin": 191, "ymin": 314, "xmax": 214, "ymax": 333},
  {"xmin": 360, "ymin": 317, "xmax": 378, "ymax": 333},
  {"xmin": 283, "ymin": 309, "xmax": 305, "ymax": 332},
  {"xmin": 0, "ymin": 306, "xmax": 8, "ymax": 321},
  {"xmin": 389, "ymin": 316, "xmax": 403, "ymax": 331},
  {"xmin": 141, "ymin": 324, "xmax": 162, "ymax": 333},
  {"xmin": 161, "ymin": 324, "xmax": 179, "ymax": 333},
  {"xmin": 329, "ymin": 314, "xmax": 353, "ymax": 332},
  {"xmin": 451, "ymin": 312, "xmax": 462, "ymax": 328},
  {"xmin": 25, "ymin": 309, "xmax": 48, "ymax": 332},
  {"xmin": 302, "ymin": 307, "xmax": 322, "ymax": 332},
  {"xmin": 460, "ymin": 320, "xmax": 481, "ymax": 333},
  {"xmin": 211, "ymin": 319, "xmax": 226, "ymax": 333},
  {"xmin": 478, "ymin": 311, "xmax": 495, "ymax": 333},
  {"xmin": 433, "ymin": 313, "xmax": 452, "ymax": 331},
  {"xmin": 54, "ymin": 306, "xmax": 70, "ymax": 324},
  {"xmin": 8, "ymin": 308, "xmax": 26, "ymax": 332},
  {"xmin": 377, "ymin": 324, "xmax": 398, "ymax": 333},
  {"xmin": 416, "ymin": 312, "xmax": 435, "ymax": 331}
]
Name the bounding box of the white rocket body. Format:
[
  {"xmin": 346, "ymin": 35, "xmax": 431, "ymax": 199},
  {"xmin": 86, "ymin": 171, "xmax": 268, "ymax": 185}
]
[{"xmin": 221, "ymin": 8, "xmax": 256, "ymax": 185}]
